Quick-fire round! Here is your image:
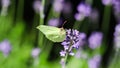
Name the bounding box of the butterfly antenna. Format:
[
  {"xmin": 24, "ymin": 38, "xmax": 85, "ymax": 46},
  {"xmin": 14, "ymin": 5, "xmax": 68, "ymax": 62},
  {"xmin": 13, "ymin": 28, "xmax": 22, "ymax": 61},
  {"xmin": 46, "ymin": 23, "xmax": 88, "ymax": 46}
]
[{"xmin": 62, "ymin": 21, "xmax": 67, "ymax": 28}]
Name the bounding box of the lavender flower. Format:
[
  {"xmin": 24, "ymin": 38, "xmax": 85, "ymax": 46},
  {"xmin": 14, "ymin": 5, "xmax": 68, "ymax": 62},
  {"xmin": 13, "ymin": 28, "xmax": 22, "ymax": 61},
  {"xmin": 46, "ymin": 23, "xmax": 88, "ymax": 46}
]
[
  {"xmin": 77, "ymin": 3, "xmax": 91, "ymax": 16},
  {"xmin": 75, "ymin": 3, "xmax": 91, "ymax": 21},
  {"xmin": 60, "ymin": 50, "xmax": 66, "ymax": 56},
  {"xmin": 1, "ymin": 0, "xmax": 10, "ymax": 16},
  {"xmin": 53, "ymin": 0, "xmax": 64, "ymax": 13},
  {"xmin": 60, "ymin": 29, "xmax": 86, "ymax": 56},
  {"xmin": 112, "ymin": 0, "xmax": 120, "ymax": 12},
  {"xmin": 112, "ymin": 0, "xmax": 120, "ymax": 22},
  {"xmin": 74, "ymin": 13, "xmax": 85, "ymax": 21},
  {"xmin": 62, "ymin": 2, "xmax": 72, "ymax": 14},
  {"xmin": 88, "ymin": 32, "xmax": 103, "ymax": 49},
  {"xmin": 89, "ymin": 9, "xmax": 99, "ymax": 23},
  {"xmin": 48, "ymin": 18, "xmax": 60, "ymax": 27},
  {"xmin": 0, "ymin": 40, "xmax": 11, "ymax": 56},
  {"xmin": 33, "ymin": 0, "xmax": 43, "ymax": 14},
  {"xmin": 88, "ymin": 55, "xmax": 101, "ymax": 68},
  {"xmin": 60, "ymin": 30, "xmax": 86, "ymax": 68},
  {"xmin": 102, "ymin": 0, "xmax": 112, "ymax": 5},
  {"xmin": 31, "ymin": 48, "xmax": 41, "ymax": 58},
  {"xmin": 1, "ymin": 0, "xmax": 10, "ymax": 7},
  {"xmin": 114, "ymin": 24, "xmax": 120, "ymax": 51}
]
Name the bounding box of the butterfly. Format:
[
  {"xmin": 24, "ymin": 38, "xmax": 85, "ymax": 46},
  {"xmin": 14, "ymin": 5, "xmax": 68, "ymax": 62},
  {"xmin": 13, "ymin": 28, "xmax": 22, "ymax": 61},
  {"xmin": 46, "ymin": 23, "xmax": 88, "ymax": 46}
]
[{"xmin": 37, "ymin": 25, "xmax": 66, "ymax": 42}]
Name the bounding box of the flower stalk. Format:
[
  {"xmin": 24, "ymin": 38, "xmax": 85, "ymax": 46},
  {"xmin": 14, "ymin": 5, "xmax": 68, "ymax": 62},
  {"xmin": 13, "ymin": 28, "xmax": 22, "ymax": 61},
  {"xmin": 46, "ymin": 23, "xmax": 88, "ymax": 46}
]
[
  {"xmin": 39, "ymin": 0, "xmax": 45, "ymax": 47},
  {"xmin": 61, "ymin": 41, "xmax": 72, "ymax": 68},
  {"xmin": 60, "ymin": 29, "xmax": 86, "ymax": 68}
]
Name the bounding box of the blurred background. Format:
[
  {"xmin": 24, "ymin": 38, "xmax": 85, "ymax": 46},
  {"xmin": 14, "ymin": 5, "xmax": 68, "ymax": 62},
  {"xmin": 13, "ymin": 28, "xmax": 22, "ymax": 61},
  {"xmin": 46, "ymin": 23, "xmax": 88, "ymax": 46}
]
[{"xmin": 0, "ymin": 0, "xmax": 120, "ymax": 68}]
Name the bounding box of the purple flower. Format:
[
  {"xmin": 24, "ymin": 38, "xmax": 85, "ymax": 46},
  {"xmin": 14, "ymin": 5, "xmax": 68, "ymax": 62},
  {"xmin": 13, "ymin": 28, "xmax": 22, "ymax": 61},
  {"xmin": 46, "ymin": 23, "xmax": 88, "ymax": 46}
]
[
  {"xmin": 1, "ymin": 0, "xmax": 10, "ymax": 7},
  {"xmin": 33, "ymin": 0, "xmax": 43, "ymax": 13},
  {"xmin": 114, "ymin": 24, "xmax": 120, "ymax": 36},
  {"xmin": 74, "ymin": 13, "xmax": 85, "ymax": 21},
  {"xmin": 31, "ymin": 48, "xmax": 41, "ymax": 58},
  {"xmin": 48, "ymin": 18, "xmax": 60, "ymax": 27},
  {"xmin": 62, "ymin": 2, "xmax": 72, "ymax": 14},
  {"xmin": 112, "ymin": 1, "xmax": 120, "ymax": 12},
  {"xmin": 1, "ymin": 0, "xmax": 10, "ymax": 16},
  {"xmin": 60, "ymin": 29, "xmax": 86, "ymax": 56},
  {"xmin": 0, "ymin": 40, "xmax": 11, "ymax": 56},
  {"xmin": 114, "ymin": 24, "xmax": 120, "ymax": 50},
  {"xmin": 112, "ymin": 0, "xmax": 120, "ymax": 6},
  {"xmin": 53, "ymin": 0, "xmax": 64, "ymax": 13},
  {"xmin": 112, "ymin": 0, "xmax": 120, "ymax": 21},
  {"xmin": 75, "ymin": 3, "xmax": 91, "ymax": 21},
  {"xmin": 102, "ymin": 0, "xmax": 112, "ymax": 5},
  {"xmin": 89, "ymin": 9, "xmax": 99, "ymax": 23},
  {"xmin": 88, "ymin": 55, "xmax": 101, "ymax": 68},
  {"xmin": 77, "ymin": 3, "xmax": 91, "ymax": 16},
  {"xmin": 88, "ymin": 32, "xmax": 103, "ymax": 49},
  {"xmin": 60, "ymin": 50, "xmax": 66, "ymax": 56}
]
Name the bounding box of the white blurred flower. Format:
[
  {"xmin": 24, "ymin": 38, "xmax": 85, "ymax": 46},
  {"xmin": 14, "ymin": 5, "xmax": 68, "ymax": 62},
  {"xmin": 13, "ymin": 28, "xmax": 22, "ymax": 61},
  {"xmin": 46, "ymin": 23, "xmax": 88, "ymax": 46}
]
[
  {"xmin": 0, "ymin": 40, "xmax": 11, "ymax": 57},
  {"xmin": 1, "ymin": 0, "xmax": 11, "ymax": 16},
  {"xmin": 1, "ymin": 0, "xmax": 10, "ymax": 7},
  {"xmin": 31, "ymin": 48, "xmax": 41, "ymax": 58}
]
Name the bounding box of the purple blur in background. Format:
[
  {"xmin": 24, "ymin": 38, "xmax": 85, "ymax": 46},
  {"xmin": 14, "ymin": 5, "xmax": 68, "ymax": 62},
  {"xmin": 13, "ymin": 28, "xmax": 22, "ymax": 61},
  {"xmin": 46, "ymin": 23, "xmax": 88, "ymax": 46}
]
[
  {"xmin": 102, "ymin": 0, "xmax": 112, "ymax": 5},
  {"xmin": 89, "ymin": 9, "xmax": 99, "ymax": 23},
  {"xmin": 48, "ymin": 18, "xmax": 60, "ymax": 27},
  {"xmin": 62, "ymin": 2, "xmax": 72, "ymax": 14},
  {"xmin": 31, "ymin": 48, "xmax": 41, "ymax": 58},
  {"xmin": 75, "ymin": 3, "xmax": 91, "ymax": 21},
  {"xmin": 53, "ymin": 0, "xmax": 64, "ymax": 13},
  {"xmin": 88, "ymin": 32, "xmax": 103, "ymax": 49},
  {"xmin": 88, "ymin": 55, "xmax": 101, "ymax": 68},
  {"xmin": 33, "ymin": 0, "xmax": 43, "ymax": 14},
  {"xmin": 1, "ymin": 0, "xmax": 10, "ymax": 7},
  {"xmin": 112, "ymin": 0, "xmax": 120, "ymax": 22},
  {"xmin": 114, "ymin": 23, "xmax": 120, "ymax": 50},
  {"xmin": 0, "ymin": 40, "xmax": 11, "ymax": 57}
]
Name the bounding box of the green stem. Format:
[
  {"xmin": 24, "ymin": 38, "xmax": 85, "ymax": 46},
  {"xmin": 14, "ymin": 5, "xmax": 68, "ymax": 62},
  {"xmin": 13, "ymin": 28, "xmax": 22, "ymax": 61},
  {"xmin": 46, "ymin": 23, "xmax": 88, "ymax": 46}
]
[
  {"xmin": 62, "ymin": 52, "xmax": 69, "ymax": 68},
  {"xmin": 101, "ymin": 5, "xmax": 111, "ymax": 68},
  {"xmin": 86, "ymin": 0, "xmax": 93, "ymax": 5},
  {"xmin": 101, "ymin": 6, "xmax": 111, "ymax": 38},
  {"xmin": 61, "ymin": 40, "xmax": 73, "ymax": 68},
  {"xmin": 0, "ymin": 0, "xmax": 15, "ymax": 39},
  {"xmin": 39, "ymin": 0, "xmax": 45, "ymax": 47},
  {"xmin": 40, "ymin": 0, "xmax": 45, "ymax": 25},
  {"xmin": 16, "ymin": 0, "xmax": 24, "ymax": 21},
  {"xmin": 39, "ymin": 41, "xmax": 53, "ymax": 65},
  {"xmin": 1, "ymin": 7, "xmax": 8, "ymax": 16},
  {"xmin": 109, "ymin": 50, "xmax": 120, "ymax": 68},
  {"xmin": 73, "ymin": 21, "xmax": 82, "ymax": 30}
]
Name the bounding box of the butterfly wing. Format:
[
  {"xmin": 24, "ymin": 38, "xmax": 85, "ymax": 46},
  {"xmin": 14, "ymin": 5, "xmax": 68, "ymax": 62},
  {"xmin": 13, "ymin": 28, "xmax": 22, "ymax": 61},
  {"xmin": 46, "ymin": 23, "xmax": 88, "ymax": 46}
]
[
  {"xmin": 37, "ymin": 25, "xmax": 66, "ymax": 42},
  {"xmin": 46, "ymin": 29, "xmax": 66, "ymax": 42}
]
